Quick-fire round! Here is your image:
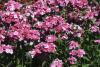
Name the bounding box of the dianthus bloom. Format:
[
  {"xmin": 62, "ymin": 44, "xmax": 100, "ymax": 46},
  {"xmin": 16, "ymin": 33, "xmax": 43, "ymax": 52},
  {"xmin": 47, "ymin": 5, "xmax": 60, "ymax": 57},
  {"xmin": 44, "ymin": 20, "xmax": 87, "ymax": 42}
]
[
  {"xmin": 77, "ymin": 49, "xmax": 85, "ymax": 58},
  {"xmin": 26, "ymin": 30, "xmax": 40, "ymax": 40},
  {"xmin": 91, "ymin": 25, "xmax": 99, "ymax": 32},
  {"xmin": 33, "ymin": 0, "xmax": 51, "ymax": 15},
  {"xmin": 8, "ymin": 22, "xmax": 40, "ymax": 41},
  {"xmin": 46, "ymin": 35, "xmax": 57, "ymax": 42},
  {"xmin": 94, "ymin": 40, "xmax": 100, "ymax": 44},
  {"xmin": 85, "ymin": 10, "xmax": 95, "ymax": 20},
  {"xmin": 5, "ymin": 0, "xmax": 22, "ymax": 11},
  {"xmin": 28, "ymin": 49, "xmax": 37, "ymax": 58},
  {"xmin": 0, "ymin": 29, "xmax": 5, "ymax": 42},
  {"xmin": 35, "ymin": 42, "xmax": 56, "ymax": 53},
  {"xmin": 29, "ymin": 42, "xmax": 56, "ymax": 58},
  {"xmin": 69, "ymin": 41, "xmax": 79, "ymax": 49},
  {"xmin": 0, "ymin": 44, "xmax": 14, "ymax": 54},
  {"xmin": 50, "ymin": 58, "xmax": 63, "ymax": 67},
  {"xmin": 70, "ymin": 0, "xmax": 88, "ymax": 8},
  {"xmin": 68, "ymin": 56, "xmax": 77, "ymax": 64},
  {"xmin": 69, "ymin": 50, "xmax": 77, "ymax": 56},
  {"xmin": 70, "ymin": 24, "xmax": 84, "ymax": 37},
  {"xmin": 36, "ymin": 16, "xmax": 66, "ymax": 31},
  {"xmin": 1, "ymin": 11, "xmax": 25, "ymax": 23}
]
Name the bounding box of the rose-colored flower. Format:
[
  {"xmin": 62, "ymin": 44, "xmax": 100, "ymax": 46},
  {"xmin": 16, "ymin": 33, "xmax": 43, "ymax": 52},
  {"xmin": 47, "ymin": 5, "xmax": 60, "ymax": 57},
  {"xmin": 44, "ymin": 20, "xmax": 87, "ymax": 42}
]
[
  {"xmin": 70, "ymin": 0, "xmax": 88, "ymax": 8},
  {"xmin": 77, "ymin": 49, "xmax": 85, "ymax": 58},
  {"xmin": 0, "ymin": 44, "xmax": 14, "ymax": 54},
  {"xmin": 70, "ymin": 50, "xmax": 77, "ymax": 56},
  {"xmin": 28, "ymin": 49, "xmax": 37, "ymax": 58},
  {"xmin": 85, "ymin": 10, "xmax": 95, "ymax": 20},
  {"xmin": 35, "ymin": 42, "xmax": 56, "ymax": 53},
  {"xmin": 0, "ymin": 34, "xmax": 5, "ymax": 42},
  {"xmin": 69, "ymin": 41, "xmax": 79, "ymax": 49},
  {"xmin": 26, "ymin": 30, "xmax": 40, "ymax": 40},
  {"xmin": 5, "ymin": 0, "xmax": 22, "ymax": 11},
  {"xmin": 50, "ymin": 58, "xmax": 63, "ymax": 67},
  {"xmin": 61, "ymin": 34, "xmax": 68, "ymax": 40},
  {"xmin": 68, "ymin": 56, "xmax": 77, "ymax": 64},
  {"xmin": 46, "ymin": 35, "xmax": 57, "ymax": 42},
  {"xmin": 94, "ymin": 40, "xmax": 100, "ymax": 44},
  {"xmin": 91, "ymin": 25, "xmax": 99, "ymax": 32}
]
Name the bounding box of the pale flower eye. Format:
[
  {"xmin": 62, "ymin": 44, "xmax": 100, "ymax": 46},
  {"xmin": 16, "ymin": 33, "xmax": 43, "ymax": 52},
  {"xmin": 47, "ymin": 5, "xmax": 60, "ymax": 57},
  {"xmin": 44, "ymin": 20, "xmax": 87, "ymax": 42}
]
[
  {"xmin": 14, "ymin": 14, "xmax": 18, "ymax": 18},
  {"xmin": 44, "ymin": 45, "xmax": 49, "ymax": 48},
  {"xmin": 5, "ymin": 49, "xmax": 13, "ymax": 54},
  {"xmin": 48, "ymin": 37, "xmax": 52, "ymax": 39},
  {"xmin": 13, "ymin": 31, "xmax": 19, "ymax": 35},
  {"xmin": 10, "ymin": 5, "xmax": 15, "ymax": 11}
]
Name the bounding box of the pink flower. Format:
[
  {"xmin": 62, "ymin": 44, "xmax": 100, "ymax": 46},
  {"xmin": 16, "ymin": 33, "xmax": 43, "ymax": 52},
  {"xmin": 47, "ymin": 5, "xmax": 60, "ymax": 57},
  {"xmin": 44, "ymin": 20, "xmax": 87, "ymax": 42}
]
[
  {"xmin": 57, "ymin": 0, "xmax": 69, "ymax": 6},
  {"xmin": 35, "ymin": 42, "xmax": 56, "ymax": 53},
  {"xmin": 0, "ymin": 44, "xmax": 14, "ymax": 54},
  {"xmin": 40, "ymin": 16, "xmax": 65, "ymax": 31},
  {"xmin": 94, "ymin": 40, "xmax": 100, "ymax": 44},
  {"xmin": 8, "ymin": 22, "xmax": 40, "ymax": 41},
  {"xmin": 13, "ymin": 31, "xmax": 19, "ymax": 36},
  {"xmin": 29, "ymin": 42, "xmax": 56, "ymax": 58},
  {"xmin": 69, "ymin": 41, "xmax": 79, "ymax": 49},
  {"xmin": 55, "ymin": 23, "xmax": 70, "ymax": 33},
  {"xmin": 0, "ymin": 29, "xmax": 5, "ymax": 42},
  {"xmin": 70, "ymin": 0, "xmax": 88, "ymax": 8},
  {"xmin": 50, "ymin": 58, "xmax": 63, "ymax": 67},
  {"xmin": 5, "ymin": 48, "xmax": 13, "ymax": 54},
  {"xmin": 8, "ymin": 30, "xmax": 23, "ymax": 41},
  {"xmin": 70, "ymin": 24, "xmax": 84, "ymax": 37},
  {"xmin": 46, "ymin": 0, "xmax": 57, "ymax": 6},
  {"xmin": 85, "ymin": 10, "xmax": 95, "ymax": 20},
  {"xmin": 46, "ymin": 35, "xmax": 57, "ymax": 42},
  {"xmin": 0, "ymin": 34, "xmax": 5, "ymax": 42},
  {"xmin": 61, "ymin": 23, "xmax": 70, "ymax": 31},
  {"xmin": 51, "ymin": 6, "xmax": 60, "ymax": 12},
  {"xmin": 4, "ymin": 45, "xmax": 14, "ymax": 54},
  {"xmin": 34, "ymin": 21, "xmax": 43, "ymax": 29},
  {"xmin": 70, "ymin": 50, "xmax": 77, "ymax": 56},
  {"xmin": 68, "ymin": 56, "xmax": 77, "ymax": 64},
  {"xmin": 61, "ymin": 34, "xmax": 68, "ymax": 40},
  {"xmin": 91, "ymin": 25, "xmax": 99, "ymax": 32},
  {"xmin": 5, "ymin": 0, "xmax": 22, "ymax": 11},
  {"xmin": 33, "ymin": 0, "xmax": 51, "ymax": 15},
  {"xmin": 77, "ymin": 49, "xmax": 85, "ymax": 58},
  {"xmin": 1, "ymin": 11, "xmax": 22, "ymax": 23},
  {"xmin": 26, "ymin": 30, "xmax": 40, "ymax": 40},
  {"xmin": 28, "ymin": 49, "xmax": 37, "ymax": 58}
]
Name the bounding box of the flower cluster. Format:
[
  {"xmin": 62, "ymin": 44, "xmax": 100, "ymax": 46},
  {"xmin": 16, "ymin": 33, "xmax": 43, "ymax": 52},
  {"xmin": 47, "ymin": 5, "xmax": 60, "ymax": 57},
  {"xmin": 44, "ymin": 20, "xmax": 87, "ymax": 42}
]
[
  {"xmin": 5, "ymin": 0, "xmax": 22, "ymax": 11},
  {"xmin": 0, "ymin": 44, "xmax": 14, "ymax": 54},
  {"xmin": 68, "ymin": 41, "xmax": 85, "ymax": 64},
  {"xmin": 8, "ymin": 22, "xmax": 40, "ymax": 41},
  {"xmin": 0, "ymin": 0, "xmax": 100, "ymax": 67},
  {"xmin": 29, "ymin": 42, "xmax": 56, "ymax": 58},
  {"xmin": 50, "ymin": 58, "xmax": 63, "ymax": 67}
]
